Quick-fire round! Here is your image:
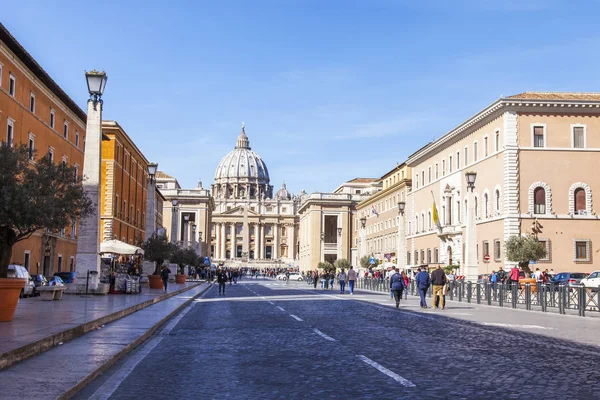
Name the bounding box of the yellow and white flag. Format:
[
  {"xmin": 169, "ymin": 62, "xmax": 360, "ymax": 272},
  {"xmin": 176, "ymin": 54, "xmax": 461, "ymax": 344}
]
[{"xmin": 431, "ymin": 191, "xmax": 442, "ymax": 231}]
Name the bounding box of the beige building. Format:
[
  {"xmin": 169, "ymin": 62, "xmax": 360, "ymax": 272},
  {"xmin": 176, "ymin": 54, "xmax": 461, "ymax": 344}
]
[
  {"xmin": 355, "ymin": 164, "xmax": 412, "ymax": 268},
  {"xmin": 406, "ymin": 92, "xmax": 600, "ymax": 278}
]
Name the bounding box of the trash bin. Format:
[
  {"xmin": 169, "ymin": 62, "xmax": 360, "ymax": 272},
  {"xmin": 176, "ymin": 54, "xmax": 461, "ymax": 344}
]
[{"xmin": 89, "ymin": 271, "xmax": 99, "ymax": 291}]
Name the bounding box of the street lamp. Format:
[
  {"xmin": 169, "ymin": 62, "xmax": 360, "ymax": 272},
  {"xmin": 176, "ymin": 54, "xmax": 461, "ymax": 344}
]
[
  {"xmin": 397, "ymin": 201, "xmax": 406, "ymax": 271},
  {"xmin": 465, "ymin": 171, "xmax": 477, "ymax": 192},
  {"xmin": 75, "ymin": 70, "xmax": 108, "ymax": 291},
  {"xmin": 183, "ymin": 215, "xmax": 190, "ymax": 247},
  {"xmin": 145, "ymin": 162, "xmax": 158, "ymax": 240},
  {"xmin": 464, "ymin": 171, "xmax": 478, "ymax": 281},
  {"xmin": 147, "ymin": 163, "xmax": 158, "ymax": 183},
  {"xmin": 398, "ymin": 201, "xmax": 406, "ymax": 215},
  {"xmin": 85, "ymin": 70, "xmax": 107, "ymax": 110},
  {"xmin": 360, "ymin": 217, "xmax": 366, "ymax": 228},
  {"xmin": 171, "ymin": 199, "xmax": 179, "ymax": 244}
]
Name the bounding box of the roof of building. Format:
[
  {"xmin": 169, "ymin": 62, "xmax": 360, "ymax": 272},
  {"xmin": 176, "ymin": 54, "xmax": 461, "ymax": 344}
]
[
  {"xmin": 504, "ymin": 92, "xmax": 600, "ymax": 101},
  {"xmin": 0, "ymin": 23, "xmax": 87, "ymax": 123},
  {"xmin": 156, "ymin": 171, "xmax": 175, "ymax": 179},
  {"xmin": 214, "ymin": 126, "xmax": 270, "ymax": 183},
  {"xmin": 347, "ymin": 178, "xmax": 378, "ymax": 184}
]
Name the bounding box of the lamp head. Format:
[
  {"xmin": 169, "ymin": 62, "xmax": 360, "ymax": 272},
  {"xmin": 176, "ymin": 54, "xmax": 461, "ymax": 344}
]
[
  {"xmin": 147, "ymin": 163, "xmax": 158, "ymax": 178},
  {"xmin": 398, "ymin": 201, "xmax": 406, "ymax": 214},
  {"xmin": 360, "ymin": 217, "xmax": 367, "ymax": 228},
  {"xmin": 337, "ymin": 227, "xmax": 342, "ymax": 236},
  {"xmin": 85, "ymin": 70, "xmax": 107, "ymax": 97},
  {"xmin": 171, "ymin": 199, "xmax": 178, "ymax": 207}
]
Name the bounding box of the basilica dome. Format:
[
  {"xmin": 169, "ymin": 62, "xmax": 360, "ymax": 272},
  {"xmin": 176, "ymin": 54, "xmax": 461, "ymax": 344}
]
[{"xmin": 214, "ymin": 126, "xmax": 270, "ymax": 184}]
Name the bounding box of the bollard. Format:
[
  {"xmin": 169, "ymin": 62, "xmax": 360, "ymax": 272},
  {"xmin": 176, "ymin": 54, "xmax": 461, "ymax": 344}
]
[
  {"xmin": 459, "ymin": 281, "xmax": 464, "ymax": 302},
  {"xmin": 467, "ymin": 282, "xmax": 472, "ymax": 303},
  {"xmin": 428, "ymin": 285, "xmax": 432, "ymax": 298},
  {"xmin": 525, "ymin": 284, "xmax": 531, "ymax": 311},
  {"xmin": 476, "ymin": 283, "xmax": 481, "ymax": 304},
  {"xmin": 499, "ymin": 283, "xmax": 504, "ymax": 307},
  {"xmin": 540, "ymin": 285, "xmax": 547, "ymax": 312},
  {"xmin": 492, "ymin": 284, "xmax": 497, "ymax": 302},
  {"xmin": 558, "ymin": 285, "xmax": 565, "ymax": 314},
  {"xmin": 487, "ymin": 284, "xmax": 492, "ymax": 306},
  {"xmin": 511, "ymin": 283, "xmax": 518, "ymax": 309},
  {"xmin": 449, "ymin": 281, "xmax": 454, "ymax": 301},
  {"xmin": 578, "ymin": 286, "xmax": 586, "ymax": 317}
]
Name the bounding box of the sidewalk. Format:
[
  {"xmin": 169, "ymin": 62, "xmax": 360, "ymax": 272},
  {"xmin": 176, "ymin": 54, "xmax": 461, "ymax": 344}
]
[
  {"xmin": 0, "ymin": 281, "xmax": 204, "ymax": 369},
  {"xmin": 0, "ymin": 283, "xmax": 211, "ymax": 400}
]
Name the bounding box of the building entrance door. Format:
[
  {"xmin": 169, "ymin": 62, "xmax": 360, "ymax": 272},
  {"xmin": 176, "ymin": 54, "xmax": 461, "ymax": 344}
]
[
  {"xmin": 43, "ymin": 255, "xmax": 50, "ymax": 277},
  {"xmin": 265, "ymin": 246, "xmax": 272, "ymax": 259}
]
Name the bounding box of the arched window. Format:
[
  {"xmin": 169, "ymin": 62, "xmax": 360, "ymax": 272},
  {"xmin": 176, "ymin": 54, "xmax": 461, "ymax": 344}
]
[
  {"xmin": 534, "ymin": 187, "xmax": 546, "ymax": 214},
  {"xmin": 484, "ymin": 193, "xmax": 489, "ymax": 218},
  {"xmin": 495, "ymin": 190, "xmax": 500, "ymax": 213},
  {"xmin": 428, "ymin": 211, "xmax": 432, "ymax": 230},
  {"xmin": 575, "ymin": 188, "xmax": 586, "ymax": 212},
  {"xmin": 415, "ymin": 215, "xmax": 419, "ymax": 233},
  {"xmin": 421, "ymin": 213, "xmax": 425, "ymax": 232}
]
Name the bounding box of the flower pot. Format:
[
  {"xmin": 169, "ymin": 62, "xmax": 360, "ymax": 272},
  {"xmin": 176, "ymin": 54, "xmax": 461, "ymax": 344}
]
[
  {"xmin": 0, "ymin": 278, "xmax": 27, "ymax": 322},
  {"xmin": 148, "ymin": 275, "xmax": 163, "ymax": 289},
  {"xmin": 175, "ymin": 274, "xmax": 187, "ymax": 284}
]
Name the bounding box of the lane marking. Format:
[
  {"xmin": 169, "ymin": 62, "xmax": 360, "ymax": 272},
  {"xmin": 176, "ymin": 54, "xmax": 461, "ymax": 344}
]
[
  {"xmin": 268, "ymin": 301, "xmax": 275, "ymax": 305},
  {"xmin": 276, "ymin": 306, "xmax": 286, "ymax": 312},
  {"xmin": 88, "ymin": 286, "xmax": 212, "ymax": 400},
  {"xmin": 357, "ymin": 355, "xmax": 416, "ymax": 387},
  {"xmin": 289, "ymin": 314, "xmax": 303, "ymax": 322},
  {"xmin": 482, "ymin": 323, "xmax": 554, "ymax": 330},
  {"xmin": 313, "ymin": 328, "xmax": 336, "ymax": 342}
]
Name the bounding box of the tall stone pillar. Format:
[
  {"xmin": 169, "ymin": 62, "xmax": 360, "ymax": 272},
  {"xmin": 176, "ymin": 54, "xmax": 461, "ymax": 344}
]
[
  {"xmin": 465, "ymin": 189, "xmax": 478, "ymax": 280},
  {"xmin": 75, "ymin": 98, "xmax": 102, "ymax": 284},
  {"xmin": 145, "ymin": 180, "xmax": 156, "ymax": 239},
  {"xmin": 273, "ymin": 223, "xmax": 279, "ymax": 259}
]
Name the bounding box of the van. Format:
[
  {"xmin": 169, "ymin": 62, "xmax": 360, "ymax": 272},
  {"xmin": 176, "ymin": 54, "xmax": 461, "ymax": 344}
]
[{"xmin": 7, "ymin": 265, "xmax": 35, "ymax": 298}]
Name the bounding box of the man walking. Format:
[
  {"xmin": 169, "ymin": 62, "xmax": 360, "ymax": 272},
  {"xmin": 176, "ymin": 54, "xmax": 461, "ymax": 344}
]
[
  {"xmin": 389, "ymin": 267, "xmax": 406, "ymax": 308},
  {"xmin": 338, "ymin": 269, "xmax": 347, "ymax": 294},
  {"xmin": 347, "ymin": 266, "xmax": 357, "ymax": 295},
  {"xmin": 217, "ymin": 268, "xmax": 228, "ymax": 295},
  {"xmin": 415, "ymin": 268, "xmax": 430, "ymax": 308},
  {"xmin": 430, "ymin": 265, "xmax": 447, "ymax": 309},
  {"xmin": 160, "ymin": 265, "xmax": 170, "ymax": 292}
]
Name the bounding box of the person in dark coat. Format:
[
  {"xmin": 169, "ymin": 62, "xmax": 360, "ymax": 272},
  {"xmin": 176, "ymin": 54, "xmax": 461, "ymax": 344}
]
[
  {"xmin": 389, "ymin": 267, "xmax": 406, "ymax": 308},
  {"xmin": 160, "ymin": 265, "xmax": 170, "ymax": 292},
  {"xmin": 217, "ymin": 269, "xmax": 228, "ymax": 295},
  {"xmin": 415, "ymin": 268, "xmax": 430, "ymax": 308}
]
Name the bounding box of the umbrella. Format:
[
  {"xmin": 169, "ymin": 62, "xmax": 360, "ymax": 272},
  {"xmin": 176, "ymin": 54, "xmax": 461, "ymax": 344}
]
[{"xmin": 100, "ymin": 239, "xmax": 144, "ymax": 255}]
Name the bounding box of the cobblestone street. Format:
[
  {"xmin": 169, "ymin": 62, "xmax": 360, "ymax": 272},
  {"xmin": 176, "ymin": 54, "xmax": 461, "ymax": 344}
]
[{"xmin": 76, "ymin": 279, "xmax": 600, "ymax": 399}]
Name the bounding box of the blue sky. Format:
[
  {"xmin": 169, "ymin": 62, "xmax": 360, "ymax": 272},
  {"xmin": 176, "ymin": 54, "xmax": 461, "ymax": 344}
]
[{"xmin": 4, "ymin": 1, "xmax": 600, "ymax": 193}]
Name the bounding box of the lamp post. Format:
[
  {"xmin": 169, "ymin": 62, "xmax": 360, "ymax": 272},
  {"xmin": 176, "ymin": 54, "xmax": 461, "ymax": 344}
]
[
  {"xmin": 171, "ymin": 199, "xmax": 179, "ymax": 244},
  {"xmin": 183, "ymin": 214, "xmax": 190, "ymax": 247},
  {"xmin": 360, "ymin": 217, "xmax": 367, "ymax": 266},
  {"xmin": 75, "ymin": 70, "xmax": 107, "ymax": 291},
  {"xmin": 198, "ymin": 231, "xmax": 203, "ymax": 260},
  {"xmin": 145, "ymin": 162, "xmax": 158, "ymax": 239},
  {"xmin": 397, "ymin": 201, "xmax": 406, "ymax": 272},
  {"xmin": 464, "ymin": 171, "xmax": 478, "ymax": 281},
  {"xmin": 191, "ymin": 223, "xmax": 197, "ymax": 252}
]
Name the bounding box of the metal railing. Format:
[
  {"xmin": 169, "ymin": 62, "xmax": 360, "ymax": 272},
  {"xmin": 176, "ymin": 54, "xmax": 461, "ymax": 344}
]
[{"xmin": 354, "ymin": 278, "xmax": 600, "ymax": 317}]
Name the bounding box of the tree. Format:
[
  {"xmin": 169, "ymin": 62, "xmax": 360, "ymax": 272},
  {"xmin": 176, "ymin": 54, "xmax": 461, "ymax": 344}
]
[
  {"xmin": 505, "ymin": 234, "xmax": 547, "ymax": 274},
  {"xmin": 0, "ymin": 144, "xmax": 93, "ymax": 278},
  {"xmin": 142, "ymin": 233, "xmax": 176, "ymax": 275},
  {"xmin": 360, "ymin": 255, "xmax": 378, "ymax": 269},
  {"xmin": 317, "ymin": 261, "xmax": 334, "ymax": 273},
  {"xmin": 334, "ymin": 258, "xmax": 350, "ymax": 271},
  {"xmin": 170, "ymin": 247, "xmax": 199, "ymax": 275}
]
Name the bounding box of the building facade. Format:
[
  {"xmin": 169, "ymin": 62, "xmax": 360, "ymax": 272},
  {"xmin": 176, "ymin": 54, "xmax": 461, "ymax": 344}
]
[
  {"xmin": 100, "ymin": 121, "xmax": 149, "ymax": 245},
  {"xmin": 355, "ymin": 164, "xmax": 412, "ymax": 268},
  {"xmin": 406, "ymin": 92, "xmax": 600, "ymax": 277},
  {"xmin": 1, "ymin": 23, "xmax": 86, "ymax": 276}
]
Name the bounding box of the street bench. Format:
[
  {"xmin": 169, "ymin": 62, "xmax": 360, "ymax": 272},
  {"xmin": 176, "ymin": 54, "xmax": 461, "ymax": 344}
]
[{"xmin": 37, "ymin": 286, "xmax": 66, "ymax": 301}]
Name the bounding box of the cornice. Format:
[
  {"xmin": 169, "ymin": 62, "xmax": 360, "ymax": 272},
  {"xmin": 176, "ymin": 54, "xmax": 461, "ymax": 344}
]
[{"xmin": 356, "ymin": 179, "xmax": 411, "ymax": 210}]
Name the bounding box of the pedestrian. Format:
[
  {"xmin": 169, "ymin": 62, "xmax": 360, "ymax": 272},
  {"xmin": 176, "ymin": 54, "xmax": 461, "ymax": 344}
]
[
  {"xmin": 313, "ymin": 271, "xmax": 318, "ymax": 289},
  {"xmin": 338, "ymin": 269, "xmax": 347, "ymax": 294},
  {"xmin": 490, "ymin": 270, "xmax": 497, "ymax": 289},
  {"xmin": 509, "ymin": 265, "xmax": 520, "ymax": 288},
  {"xmin": 217, "ymin": 268, "xmax": 228, "ymax": 295},
  {"xmin": 321, "ymin": 273, "xmax": 327, "ymax": 289},
  {"xmin": 415, "ymin": 268, "xmax": 430, "ymax": 308},
  {"xmin": 329, "ymin": 273, "xmax": 334, "ymax": 290},
  {"xmin": 389, "ymin": 267, "xmax": 406, "ymax": 308},
  {"xmin": 402, "ymin": 271, "xmax": 409, "ymax": 299},
  {"xmin": 496, "ymin": 266, "xmax": 507, "ymax": 285},
  {"xmin": 430, "ymin": 265, "xmax": 447, "ymax": 309},
  {"xmin": 160, "ymin": 265, "xmax": 170, "ymax": 292},
  {"xmin": 347, "ymin": 266, "xmax": 357, "ymax": 295}
]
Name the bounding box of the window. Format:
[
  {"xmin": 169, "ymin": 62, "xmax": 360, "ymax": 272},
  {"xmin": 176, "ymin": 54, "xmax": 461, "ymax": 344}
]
[
  {"xmin": 456, "ymin": 152, "xmax": 460, "ymax": 170},
  {"xmin": 407, "ymin": 252, "xmax": 411, "ymax": 265},
  {"xmin": 428, "ymin": 167, "xmax": 431, "ymax": 183},
  {"xmin": 427, "ymin": 249, "xmax": 431, "ymax": 264},
  {"xmin": 534, "ymin": 187, "xmax": 546, "ymax": 214},
  {"xmin": 456, "ymin": 200, "xmax": 461, "ymax": 223},
  {"xmin": 6, "ymin": 119, "xmax": 14, "ymax": 147},
  {"xmin": 533, "ymin": 126, "xmax": 545, "ymax": 147},
  {"xmin": 494, "ymin": 240, "xmax": 501, "ymax": 261},
  {"xmin": 63, "ymin": 121, "xmax": 69, "ymax": 140},
  {"xmin": 473, "ymin": 142, "xmax": 478, "ymax": 162},
  {"xmin": 70, "ymin": 257, "xmax": 75, "ymax": 272},
  {"xmin": 29, "ymin": 92, "xmax": 35, "ymax": 113},
  {"xmin": 574, "ymin": 240, "xmax": 590, "ymax": 262},
  {"xmin": 495, "ymin": 190, "xmax": 501, "ymax": 213},
  {"xmin": 62, "ymin": 155, "xmax": 67, "ymax": 165},
  {"xmin": 50, "ymin": 109, "xmax": 55, "ymax": 128},
  {"xmin": 420, "ymin": 250, "xmax": 425, "ymax": 263},
  {"xmin": 57, "ymin": 255, "xmax": 63, "ymax": 273},
  {"xmin": 24, "ymin": 251, "xmax": 31, "ymax": 271},
  {"xmin": 442, "ymin": 160, "xmax": 446, "ymax": 176},
  {"xmin": 464, "ymin": 147, "xmax": 468, "ymax": 166},
  {"xmin": 75, "ymin": 131, "xmax": 80, "ymax": 148},
  {"xmin": 421, "ymin": 171, "xmax": 425, "ymax": 186},
  {"xmin": 435, "ymin": 163, "xmax": 439, "ymax": 179},
  {"xmin": 415, "ymin": 174, "xmax": 419, "ymax": 188},
  {"xmin": 415, "ymin": 215, "xmax": 419, "ymax": 233},
  {"xmin": 0, "ymin": 63, "xmax": 2, "ymax": 87},
  {"xmin": 484, "ymin": 136, "xmax": 489, "ymax": 157},
  {"xmin": 71, "ymin": 219, "xmax": 76, "ymax": 237},
  {"xmin": 414, "ymin": 251, "xmax": 419, "ymax": 264},
  {"xmin": 434, "ymin": 248, "xmax": 439, "ymax": 263},
  {"xmin": 48, "ymin": 147, "xmax": 54, "ymax": 163},
  {"xmin": 495, "ymin": 131, "xmax": 500, "ymax": 152},
  {"xmin": 74, "ymin": 164, "xmax": 79, "ymax": 183},
  {"xmin": 575, "ymin": 188, "xmax": 586, "ymax": 213},
  {"xmin": 483, "ymin": 193, "xmax": 489, "ymax": 218},
  {"xmin": 8, "ymin": 73, "xmax": 15, "ymax": 96},
  {"xmin": 28, "ymin": 133, "xmax": 34, "ymax": 160},
  {"xmin": 573, "ymin": 126, "xmax": 585, "ymax": 148},
  {"xmin": 538, "ymin": 239, "xmax": 550, "ymax": 261},
  {"xmin": 482, "ymin": 241, "xmax": 489, "ymax": 260},
  {"xmin": 449, "ymin": 156, "xmax": 453, "ymax": 173}
]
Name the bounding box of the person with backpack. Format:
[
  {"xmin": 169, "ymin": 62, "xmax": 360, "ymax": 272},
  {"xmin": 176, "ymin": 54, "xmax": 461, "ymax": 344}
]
[
  {"xmin": 430, "ymin": 265, "xmax": 447, "ymax": 309},
  {"xmin": 415, "ymin": 268, "xmax": 431, "ymax": 308},
  {"xmin": 389, "ymin": 267, "xmax": 406, "ymax": 308},
  {"xmin": 490, "ymin": 270, "xmax": 498, "ymax": 289},
  {"xmin": 338, "ymin": 269, "xmax": 347, "ymax": 294}
]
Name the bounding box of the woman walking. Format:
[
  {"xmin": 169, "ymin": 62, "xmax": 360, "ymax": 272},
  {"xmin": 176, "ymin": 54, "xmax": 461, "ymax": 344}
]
[
  {"xmin": 389, "ymin": 267, "xmax": 406, "ymax": 308},
  {"xmin": 338, "ymin": 269, "xmax": 347, "ymax": 294},
  {"xmin": 401, "ymin": 271, "xmax": 409, "ymax": 299}
]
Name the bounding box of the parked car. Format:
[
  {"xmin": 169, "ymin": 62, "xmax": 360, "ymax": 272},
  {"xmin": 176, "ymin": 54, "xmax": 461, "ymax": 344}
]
[
  {"xmin": 276, "ymin": 273, "xmax": 288, "ymax": 280},
  {"xmin": 30, "ymin": 274, "xmax": 48, "ymax": 290},
  {"xmin": 47, "ymin": 276, "xmax": 65, "ymax": 286},
  {"xmin": 7, "ymin": 265, "xmax": 35, "ymax": 298},
  {"xmin": 549, "ymin": 272, "xmax": 588, "ymax": 287},
  {"xmin": 289, "ymin": 273, "xmax": 303, "ymax": 281},
  {"xmin": 580, "ymin": 271, "xmax": 600, "ymax": 290},
  {"xmin": 53, "ymin": 272, "xmax": 76, "ymax": 283}
]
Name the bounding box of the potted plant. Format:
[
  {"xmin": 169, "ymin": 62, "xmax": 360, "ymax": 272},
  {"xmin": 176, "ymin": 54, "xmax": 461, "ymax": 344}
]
[
  {"xmin": 0, "ymin": 145, "xmax": 92, "ymax": 321},
  {"xmin": 505, "ymin": 234, "xmax": 547, "ymax": 292},
  {"xmin": 142, "ymin": 233, "xmax": 176, "ymax": 289},
  {"xmin": 171, "ymin": 247, "xmax": 198, "ymax": 284},
  {"xmin": 334, "ymin": 258, "xmax": 350, "ymax": 272}
]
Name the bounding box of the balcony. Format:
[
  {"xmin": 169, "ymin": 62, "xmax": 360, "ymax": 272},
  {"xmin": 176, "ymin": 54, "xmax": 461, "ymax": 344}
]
[{"xmin": 437, "ymin": 224, "xmax": 462, "ymax": 241}]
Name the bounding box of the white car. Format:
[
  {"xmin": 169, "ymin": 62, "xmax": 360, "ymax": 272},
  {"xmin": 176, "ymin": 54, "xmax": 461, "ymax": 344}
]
[
  {"xmin": 289, "ymin": 273, "xmax": 303, "ymax": 281},
  {"xmin": 276, "ymin": 273, "xmax": 287, "ymax": 280},
  {"xmin": 7, "ymin": 265, "xmax": 35, "ymax": 298},
  {"xmin": 580, "ymin": 271, "xmax": 600, "ymax": 290}
]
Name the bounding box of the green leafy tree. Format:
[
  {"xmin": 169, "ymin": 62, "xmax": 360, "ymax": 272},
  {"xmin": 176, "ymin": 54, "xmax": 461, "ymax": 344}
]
[
  {"xmin": 334, "ymin": 258, "xmax": 350, "ymax": 271},
  {"xmin": 170, "ymin": 247, "xmax": 199, "ymax": 274},
  {"xmin": 317, "ymin": 261, "xmax": 335, "ymax": 273},
  {"xmin": 360, "ymin": 255, "xmax": 379, "ymax": 269},
  {"xmin": 505, "ymin": 234, "xmax": 547, "ymax": 274},
  {"xmin": 0, "ymin": 144, "xmax": 93, "ymax": 278},
  {"xmin": 142, "ymin": 233, "xmax": 176, "ymax": 275}
]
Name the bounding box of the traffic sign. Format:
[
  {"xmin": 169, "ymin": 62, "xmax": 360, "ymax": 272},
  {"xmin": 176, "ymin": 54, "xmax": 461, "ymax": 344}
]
[
  {"xmin": 204, "ymin": 257, "xmax": 210, "ymax": 265},
  {"xmin": 484, "ymin": 254, "xmax": 490, "ymax": 262},
  {"xmin": 369, "ymin": 257, "xmax": 376, "ymax": 265}
]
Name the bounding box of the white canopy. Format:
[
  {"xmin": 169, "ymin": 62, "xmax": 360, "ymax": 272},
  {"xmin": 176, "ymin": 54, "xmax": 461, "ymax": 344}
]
[{"xmin": 100, "ymin": 239, "xmax": 144, "ymax": 255}]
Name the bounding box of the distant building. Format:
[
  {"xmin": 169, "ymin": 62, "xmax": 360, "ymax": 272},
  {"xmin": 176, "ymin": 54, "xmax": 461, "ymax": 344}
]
[{"xmin": 1, "ymin": 23, "xmax": 86, "ymax": 276}]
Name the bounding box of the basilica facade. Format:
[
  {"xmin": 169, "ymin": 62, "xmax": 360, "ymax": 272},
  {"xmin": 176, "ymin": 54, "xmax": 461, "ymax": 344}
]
[{"xmin": 209, "ymin": 126, "xmax": 300, "ymax": 265}]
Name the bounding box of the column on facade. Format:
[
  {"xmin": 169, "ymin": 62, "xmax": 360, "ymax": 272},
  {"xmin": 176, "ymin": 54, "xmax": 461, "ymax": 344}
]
[
  {"xmin": 220, "ymin": 222, "xmax": 226, "ymax": 259},
  {"xmin": 446, "ymin": 194, "xmax": 452, "ymax": 226},
  {"xmin": 273, "ymin": 223, "xmax": 279, "ymax": 259},
  {"xmin": 259, "ymin": 223, "xmax": 265, "ymax": 259},
  {"xmin": 243, "ymin": 208, "xmax": 249, "ymax": 259},
  {"xmin": 287, "ymin": 224, "xmax": 294, "ymax": 259},
  {"xmin": 230, "ymin": 222, "xmax": 236, "ymax": 258},
  {"xmin": 215, "ymin": 223, "xmax": 220, "ymax": 259}
]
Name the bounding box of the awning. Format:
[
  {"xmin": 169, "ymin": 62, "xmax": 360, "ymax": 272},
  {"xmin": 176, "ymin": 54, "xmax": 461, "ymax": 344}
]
[{"xmin": 100, "ymin": 239, "xmax": 144, "ymax": 255}]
